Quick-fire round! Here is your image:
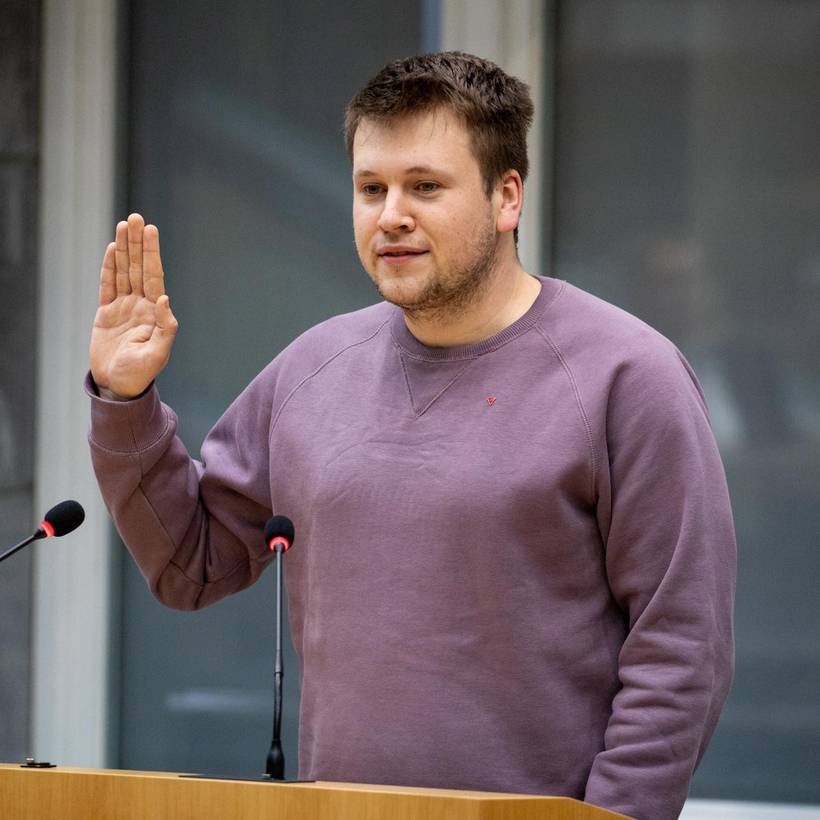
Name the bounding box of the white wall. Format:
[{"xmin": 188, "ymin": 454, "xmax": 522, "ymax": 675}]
[
  {"xmin": 32, "ymin": 0, "xmax": 117, "ymax": 766},
  {"xmin": 440, "ymin": 0, "xmax": 549, "ymax": 277}
]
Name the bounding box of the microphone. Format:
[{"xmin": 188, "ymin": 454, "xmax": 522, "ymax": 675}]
[
  {"xmin": 0, "ymin": 500, "xmax": 85, "ymax": 564},
  {"xmin": 264, "ymin": 515, "xmax": 294, "ymax": 554},
  {"xmin": 263, "ymin": 515, "xmax": 294, "ymax": 781}
]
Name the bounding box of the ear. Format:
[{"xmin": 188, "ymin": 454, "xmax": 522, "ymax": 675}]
[{"xmin": 494, "ymin": 169, "xmax": 523, "ymax": 235}]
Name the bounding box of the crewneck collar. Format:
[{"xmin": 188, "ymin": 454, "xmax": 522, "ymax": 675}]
[{"xmin": 389, "ymin": 275, "xmax": 563, "ymax": 362}]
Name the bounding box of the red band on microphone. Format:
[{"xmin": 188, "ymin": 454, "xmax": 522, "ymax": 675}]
[
  {"xmin": 40, "ymin": 520, "xmax": 55, "ymax": 538},
  {"xmin": 268, "ymin": 536, "xmax": 291, "ymax": 553}
]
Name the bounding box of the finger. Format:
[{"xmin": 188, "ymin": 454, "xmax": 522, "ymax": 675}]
[
  {"xmin": 99, "ymin": 242, "xmax": 117, "ymax": 305},
  {"xmin": 152, "ymin": 295, "xmax": 179, "ymax": 362},
  {"xmin": 142, "ymin": 224, "xmax": 166, "ymax": 301},
  {"xmin": 115, "ymin": 221, "xmax": 130, "ymax": 294},
  {"xmin": 154, "ymin": 295, "xmax": 179, "ymax": 338},
  {"xmin": 127, "ymin": 213, "xmax": 145, "ymax": 296}
]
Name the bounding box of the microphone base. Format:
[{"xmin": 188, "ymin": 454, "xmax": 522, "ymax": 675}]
[{"xmin": 20, "ymin": 757, "xmax": 57, "ymax": 768}]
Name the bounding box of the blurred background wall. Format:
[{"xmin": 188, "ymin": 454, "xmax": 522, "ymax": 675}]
[
  {"xmin": 547, "ymin": 1, "xmax": 820, "ymax": 805},
  {"xmin": 1, "ymin": 0, "xmax": 818, "ymax": 812},
  {"xmin": 0, "ymin": 0, "xmax": 40, "ymax": 764}
]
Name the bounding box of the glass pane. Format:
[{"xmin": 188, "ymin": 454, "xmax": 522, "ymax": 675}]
[
  {"xmin": 549, "ymin": 0, "xmax": 820, "ymax": 803},
  {"xmin": 121, "ymin": 0, "xmax": 422, "ymax": 775}
]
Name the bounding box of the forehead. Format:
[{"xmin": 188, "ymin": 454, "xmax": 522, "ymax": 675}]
[{"xmin": 352, "ymin": 109, "xmax": 477, "ymax": 172}]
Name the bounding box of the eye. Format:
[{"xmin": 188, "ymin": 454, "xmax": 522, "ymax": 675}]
[
  {"xmin": 416, "ymin": 181, "xmax": 440, "ymax": 193},
  {"xmin": 360, "ymin": 183, "xmax": 383, "ymax": 196}
]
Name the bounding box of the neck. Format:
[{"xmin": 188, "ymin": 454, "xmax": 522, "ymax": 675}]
[{"xmin": 402, "ymin": 259, "xmax": 541, "ymax": 348}]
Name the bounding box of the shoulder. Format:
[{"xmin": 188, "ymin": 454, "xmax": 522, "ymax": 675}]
[
  {"xmin": 243, "ymin": 301, "xmax": 395, "ymax": 399},
  {"xmin": 542, "ymin": 280, "xmax": 695, "ymax": 375},
  {"xmin": 282, "ymin": 300, "xmax": 393, "ymax": 366},
  {"xmin": 542, "ymin": 280, "xmax": 675, "ymax": 360},
  {"xmin": 538, "ymin": 279, "xmax": 708, "ymax": 418}
]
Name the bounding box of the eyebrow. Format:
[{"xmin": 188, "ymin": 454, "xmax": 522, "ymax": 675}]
[{"xmin": 353, "ymin": 165, "xmax": 444, "ymax": 179}]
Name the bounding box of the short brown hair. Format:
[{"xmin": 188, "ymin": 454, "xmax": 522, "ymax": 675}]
[{"xmin": 345, "ymin": 51, "xmax": 534, "ymax": 197}]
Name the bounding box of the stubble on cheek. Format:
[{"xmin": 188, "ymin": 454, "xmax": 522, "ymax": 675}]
[{"xmin": 354, "ymin": 196, "xmax": 499, "ymax": 321}]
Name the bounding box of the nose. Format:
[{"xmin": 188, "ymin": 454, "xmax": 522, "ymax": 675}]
[{"xmin": 377, "ymin": 189, "xmax": 415, "ymax": 233}]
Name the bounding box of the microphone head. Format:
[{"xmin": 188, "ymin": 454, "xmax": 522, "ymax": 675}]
[
  {"xmin": 264, "ymin": 515, "xmax": 294, "ymax": 553},
  {"xmin": 41, "ymin": 500, "xmax": 85, "ymax": 537}
]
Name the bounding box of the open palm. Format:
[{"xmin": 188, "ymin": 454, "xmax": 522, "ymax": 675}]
[{"xmin": 90, "ymin": 213, "xmax": 179, "ymax": 399}]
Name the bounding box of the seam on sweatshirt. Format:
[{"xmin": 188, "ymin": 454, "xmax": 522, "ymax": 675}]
[
  {"xmin": 188, "ymin": 555, "xmax": 252, "ymax": 608},
  {"xmin": 186, "ymin": 551, "xmax": 254, "ymax": 605},
  {"xmin": 397, "ymin": 347, "xmax": 475, "ymax": 417},
  {"xmin": 137, "ymin": 486, "xmax": 250, "ymax": 590},
  {"xmin": 397, "ymin": 349, "xmax": 418, "ymax": 412},
  {"xmin": 534, "ymin": 326, "xmax": 598, "ymax": 504},
  {"xmin": 136, "ymin": 487, "xmax": 202, "ymax": 588},
  {"xmin": 128, "ymin": 400, "xmax": 146, "ymax": 461},
  {"xmin": 417, "ymin": 361, "xmax": 474, "ymax": 416},
  {"xmin": 142, "ymin": 488, "xmax": 200, "ymax": 582},
  {"xmin": 269, "ymin": 318, "xmax": 392, "ymax": 434},
  {"xmin": 89, "ymin": 402, "xmax": 174, "ymax": 456}
]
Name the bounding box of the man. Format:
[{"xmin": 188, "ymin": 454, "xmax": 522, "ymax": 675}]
[{"xmin": 87, "ymin": 52, "xmax": 736, "ymax": 820}]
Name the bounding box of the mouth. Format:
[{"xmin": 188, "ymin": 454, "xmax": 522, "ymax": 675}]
[{"xmin": 377, "ymin": 248, "xmax": 429, "ymax": 264}]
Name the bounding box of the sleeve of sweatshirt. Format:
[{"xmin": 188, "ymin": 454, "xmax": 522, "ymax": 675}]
[
  {"xmin": 583, "ymin": 345, "xmax": 736, "ymax": 820},
  {"xmin": 86, "ymin": 369, "xmax": 277, "ymax": 610}
]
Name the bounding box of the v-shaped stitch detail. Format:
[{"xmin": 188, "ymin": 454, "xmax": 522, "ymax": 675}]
[{"xmin": 399, "ymin": 351, "xmax": 475, "ymax": 417}]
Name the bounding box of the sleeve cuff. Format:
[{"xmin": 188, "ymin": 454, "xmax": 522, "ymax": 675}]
[{"xmin": 85, "ymin": 371, "xmax": 173, "ymax": 453}]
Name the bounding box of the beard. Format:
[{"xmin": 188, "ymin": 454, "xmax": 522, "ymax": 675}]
[{"xmin": 369, "ymin": 215, "xmax": 499, "ymax": 324}]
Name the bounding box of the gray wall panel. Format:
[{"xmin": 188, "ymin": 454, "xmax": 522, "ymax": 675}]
[
  {"xmin": 119, "ymin": 0, "xmax": 422, "ymax": 775},
  {"xmin": 0, "ymin": 0, "xmax": 40, "ymax": 764},
  {"xmin": 550, "ymin": 0, "xmax": 820, "ymax": 803}
]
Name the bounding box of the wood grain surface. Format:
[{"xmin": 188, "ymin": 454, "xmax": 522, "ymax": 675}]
[{"xmin": 0, "ymin": 764, "xmax": 632, "ymax": 819}]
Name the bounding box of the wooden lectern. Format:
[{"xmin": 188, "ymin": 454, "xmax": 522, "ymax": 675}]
[{"xmin": 0, "ymin": 764, "xmax": 632, "ymax": 819}]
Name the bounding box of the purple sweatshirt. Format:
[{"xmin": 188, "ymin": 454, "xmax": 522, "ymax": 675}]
[{"xmin": 88, "ymin": 276, "xmax": 735, "ymax": 820}]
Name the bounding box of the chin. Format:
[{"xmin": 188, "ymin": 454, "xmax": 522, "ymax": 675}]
[{"xmin": 371, "ymin": 272, "xmax": 431, "ymax": 309}]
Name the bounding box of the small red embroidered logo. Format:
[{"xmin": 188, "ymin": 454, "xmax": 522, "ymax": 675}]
[{"xmin": 486, "ymin": 396, "xmax": 497, "ymax": 406}]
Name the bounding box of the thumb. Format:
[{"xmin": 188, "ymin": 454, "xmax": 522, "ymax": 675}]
[{"xmin": 154, "ymin": 295, "xmax": 179, "ymax": 340}]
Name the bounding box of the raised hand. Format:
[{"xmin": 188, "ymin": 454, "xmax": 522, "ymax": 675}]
[{"xmin": 90, "ymin": 213, "xmax": 179, "ymax": 399}]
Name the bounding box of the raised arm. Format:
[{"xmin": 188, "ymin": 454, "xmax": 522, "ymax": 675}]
[
  {"xmin": 87, "ymin": 214, "xmax": 274, "ymax": 609},
  {"xmin": 90, "ymin": 213, "xmax": 178, "ymax": 399}
]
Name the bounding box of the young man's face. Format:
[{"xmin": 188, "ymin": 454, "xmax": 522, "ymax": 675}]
[{"xmin": 352, "ymin": 108, "xmax": 501, "ymax": 316}]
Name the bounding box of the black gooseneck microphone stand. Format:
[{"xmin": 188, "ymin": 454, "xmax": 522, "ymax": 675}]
[
  {"xmin": 265, "ymin": 537, "xmax": 286, "ymax": 780},
  {"xmin": 181, "ymin": 515, "xmax": 309, "ymax": 784}
]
